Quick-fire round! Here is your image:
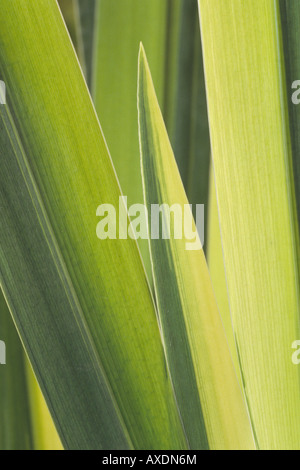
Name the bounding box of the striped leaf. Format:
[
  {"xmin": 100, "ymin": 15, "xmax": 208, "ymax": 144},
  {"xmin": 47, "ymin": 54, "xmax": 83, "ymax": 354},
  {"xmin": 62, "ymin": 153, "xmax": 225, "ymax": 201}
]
[
  {"xmin": 199, "ymin": 0, "xmax": 300, "ymax": 450},
  {"xmin": 0, "ymin": 0, "xmax": 186, "ymax": 450},
  {"xmin": 138, "ymin": 44, "xmax": 255, "ymax": 450}
]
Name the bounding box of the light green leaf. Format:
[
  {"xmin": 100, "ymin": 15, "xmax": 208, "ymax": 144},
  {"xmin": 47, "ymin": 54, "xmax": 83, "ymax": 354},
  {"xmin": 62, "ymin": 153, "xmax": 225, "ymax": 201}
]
[
  {"xmin": 0, "ymin": 0, "xmax": 186, "ymax": 450},
  {"xmin": 207, "ymin": 168, "xmax": 241, "ymax": 380},
  {"xmin": 199, "ymin": 0, "xmax": 300, "ymax": 449},
  {"xmin": 26, "ymin": 363, "xmax": 63, "ymax": 451},
  {"xmin": 138, "ymin": 44, "xmax": 255, "ymax": 450}
]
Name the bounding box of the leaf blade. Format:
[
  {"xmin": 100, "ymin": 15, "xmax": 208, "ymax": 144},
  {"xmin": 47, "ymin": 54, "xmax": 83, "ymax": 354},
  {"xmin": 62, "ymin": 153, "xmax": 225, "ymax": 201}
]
[
  {"xmin": 138, "ymin": 44, "xmax": 255, "ymax": 450},
  {"xmin": 0, "ymin": 102, "xmax": 131, "ymax": 450},
  {"xmin": 0, "ymin": 291, "xmax": 33, "ymax": 450},
  {"xmin": 165, "ymin": 0, "xmax": 210, "ymax": 236},
  {"xmin": 280, "ymin": 0, "xmax": 300, "ymax": 234},
  {"xmin": 92, "ymin": 0, "xmax": 170, "ymax": 279},
  {"xmin": 0, "ymin": 0, "xmax": 187, "ymax": 450},
  {"xmin": 74, "ymin": 0, "xmax": 96, "ymax": 88},
  {"xmin": 199, "ymin": 0, "xmax": 300, "ymax": 450}
]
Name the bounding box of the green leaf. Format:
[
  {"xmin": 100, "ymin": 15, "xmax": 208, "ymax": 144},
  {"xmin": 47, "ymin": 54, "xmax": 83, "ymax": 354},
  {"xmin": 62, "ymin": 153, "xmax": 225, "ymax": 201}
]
[
  {"xmin": 0, "ymin": 94, "xmax": 130, "ymax": 451},
  {"xmin": 138, "ymin": 44, "xmax": 255, "ymax": 450},
  {"xmin": 280, "ymin": 0, "xmax": 300, "ymax": 231},
  {"xmin": 0, "ymin": 0, "xmax": 186, "ymax": 450},
  {"xmin": 207, "ymin": 168, "xmax": 241, "ymax": 381},
  {"xmin": 74, "ymin": 0, "xmax": 96, "ymax": 89},
  {"xmin": 0, "ymin": 291, "xmax": 33, "ymax": 450},
  {"xmin": 199, "ymin": 0, "xmax": 300, "ymax": 450},
  {"xmin": 165, "ymin": 0, "xmax": 210, "ymax": 236},
  {"xmin": 0, "ymin": 290, "xmax": 62, "ymax": 450},
  {"xmin": 58, "ymin": 0, "xmax": 78, "ymax": 52},
  {"xmin": 93, "ymin": 0, "xmax": 168, "ymax": 206},
  {"xmin": 92, "ymin": 0, "xmax": 170, "ymax": 279},
  {"xmin": 26, "ymin": 363, "xmax": 63, "ymax": 451}
]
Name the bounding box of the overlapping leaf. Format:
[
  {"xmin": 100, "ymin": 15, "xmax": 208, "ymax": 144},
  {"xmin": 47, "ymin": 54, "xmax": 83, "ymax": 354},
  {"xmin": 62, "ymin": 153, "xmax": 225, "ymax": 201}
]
[
  {"xmin": 138, "ymin": 44, "xmax": 255, "ymax": 450},
  {"xmin": 0, "ymin": 0, "xmax": 186, "ymax": 450},
  {"xmin": 199, "ymin": 0, "xmax": 300, "ymax": 450},
  {"xmin": 0, "ymin": 292, "xmax": 33, "ymax": 450}
]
